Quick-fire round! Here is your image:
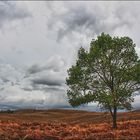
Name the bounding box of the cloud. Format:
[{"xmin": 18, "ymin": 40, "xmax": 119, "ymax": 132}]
[
  {"xmin": 32, "ymin": 77, "xmax": 63, "ymax": 87},
  {"xmin": 0, "ymin": 1, "xmax": 31, "ymax": 29},
  {"xmin": 0, "ymin": 63, "xmax": 22, "ymax": 88},
  {"xmin": 46, "ymin": 2, "xmax": 137, "ymax": 42},
  {"xmin": 27, "ymin": 64, "xmax": 44, "ymax": 75},
  {"xmin": 0, "ymin": 56, "xmax": 68, "ymax": 108},
  {"xmin": 0, "ymin": 61, "xmax": 68, "ymax": 108},
  {"xmin": 0, "ymin": 1, "xmax": 140, "ymax": 109},
  {"xmin": 25, "ymin": 55, "xmax": 66, "ymax": 88},
  {"xmin": 0, "ymin": 85, "xmax": 69, "ymax": 108},
  {"xmin": 26, "ymin": 55, "xmax": 65, "ymax": 75}
]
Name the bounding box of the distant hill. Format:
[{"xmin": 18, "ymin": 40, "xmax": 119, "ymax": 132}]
[{"xmin": 0, "ymin": 104, "xmax": 20, "ymax": 111}]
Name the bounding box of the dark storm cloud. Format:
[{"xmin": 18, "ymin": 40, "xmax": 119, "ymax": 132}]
[
  {"xmin": 0, "ymin": 1, "xmax": 31, "ymax": 28},
  {"xmin": 46, "ymin": 2, "xmax": 135, "ymax": 42},
  {"xmin": 56, "ymin": 7, "xmax": 102, "ymax": 41},
  {"xmin": 32, "ymin": 78, "xmax": 63, "ymax": 86}
]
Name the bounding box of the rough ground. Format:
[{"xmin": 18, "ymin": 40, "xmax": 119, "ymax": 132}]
[{"xmin": 0, "ymin": 109, "xmax": 140, "ymax": 140}]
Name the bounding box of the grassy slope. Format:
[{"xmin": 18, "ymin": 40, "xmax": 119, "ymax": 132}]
[{"xmin": 0, "ymin": 109, "xmax": 140, "ymax": 124}]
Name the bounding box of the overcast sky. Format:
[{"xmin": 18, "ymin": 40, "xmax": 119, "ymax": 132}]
[{"xmin": 0, "ymin": 1, "xmax": 140, "ymax": 109}]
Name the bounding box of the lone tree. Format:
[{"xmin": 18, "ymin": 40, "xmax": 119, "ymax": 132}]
[{"xmin": 66, "ymin": 33, "xmax": 140, "ymax": 129}]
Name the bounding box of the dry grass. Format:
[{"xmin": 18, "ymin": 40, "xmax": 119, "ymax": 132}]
[{"xmin": 0, "ymin": 109, "xmax": 140, "ymax": 140}]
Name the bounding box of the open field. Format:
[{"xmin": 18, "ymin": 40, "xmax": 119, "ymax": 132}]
[{"xmin": 0, "ymin": 109, "xmax": 140, "ymax": 140}]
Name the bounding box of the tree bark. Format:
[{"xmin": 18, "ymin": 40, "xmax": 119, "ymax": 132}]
[{"xmin": 112, "ymin": 107, "xmax": 117, "ymax": 129}]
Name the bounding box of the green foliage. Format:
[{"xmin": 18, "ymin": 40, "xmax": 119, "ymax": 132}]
[{"xmin": 66, "ymin": 33, "xmax": 140, "ymax": 112}]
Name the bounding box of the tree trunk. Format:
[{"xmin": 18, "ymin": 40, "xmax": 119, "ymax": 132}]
[{"xmin": 112, "ymin": 107, "xmax": 117, "ymax": 129}]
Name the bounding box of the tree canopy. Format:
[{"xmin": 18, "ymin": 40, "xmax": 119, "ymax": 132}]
[{"xmin": 66, "ymin": 33, "xmax": 140, "ymax": 128}]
